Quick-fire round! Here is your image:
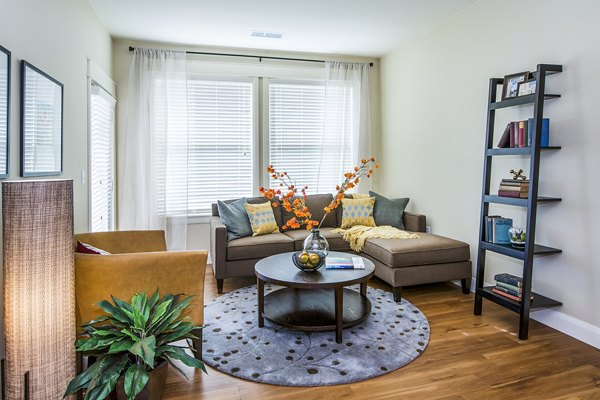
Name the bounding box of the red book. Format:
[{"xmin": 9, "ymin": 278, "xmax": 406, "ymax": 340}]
[
  {"xmin": 518, "ymin": 121, "xmax": 525, "ymax": 147},
  {"xmin": 493, "ymin": 288, "xmax": 521, "ymax": 302},
  {"xmin": 498, "ymin": 190, "xmax": 528, "ymax": 198},
  {"xmin": 509, "ymin": 122, "xmax": 515, "ymax": 148}
]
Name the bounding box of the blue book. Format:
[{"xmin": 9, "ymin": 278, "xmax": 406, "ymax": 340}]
[
  {"xmin": 326, "ymin": 257, "xmax": 353, "ymax": 269},
  {"xmin": 494, "ymin": 218, "xmax": 513, "ymax": 244},
  {"xmin": 527, "ymin": 118, "xmax": 550, "ymax": 147},
  {"xmin": 494, "ymin": 273, "xmax": 523, "ymax": 287}
]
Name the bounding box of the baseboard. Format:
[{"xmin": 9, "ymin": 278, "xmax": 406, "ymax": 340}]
[{"xmin": 451, "ymin": 278, "xmax": 600, "ymax": 350}]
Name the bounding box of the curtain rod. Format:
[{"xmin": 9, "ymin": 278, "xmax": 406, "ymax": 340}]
[{"xmin": 128, "ymin": 46, "xmax": 374, "ymax": 67}]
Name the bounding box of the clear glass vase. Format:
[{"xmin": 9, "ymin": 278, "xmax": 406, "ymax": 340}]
[{"xmin": 302, "ymin": 228, "xmax": 329, "ymax": 257}]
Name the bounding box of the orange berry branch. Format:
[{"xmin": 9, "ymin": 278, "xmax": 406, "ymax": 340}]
[{"xmin": 259, "ymin": 157, "xmax": 379, "ymax": 231}]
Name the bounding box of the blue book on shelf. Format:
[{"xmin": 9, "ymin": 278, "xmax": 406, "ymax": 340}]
[
  {"xmin": 494, "ymin": 218, "xmax": 513, "ymax": 244},
  {"xmin": 527, "ymin": 118, "xmax": 550, "ymax": 147}
]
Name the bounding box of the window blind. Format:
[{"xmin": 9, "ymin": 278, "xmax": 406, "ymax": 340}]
[
  {"xmin": 268, "ymin": 81, "xmax": 353, "ymax": 193},
  {"xmin": 161, "ymin": 76, "xmax": 254, "ymax": 216},
  {"xmin": 89, "ymin": 82, "xmax": 116, "ymax": 232}
]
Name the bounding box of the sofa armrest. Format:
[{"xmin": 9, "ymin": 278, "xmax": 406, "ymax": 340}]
[
  {"xmin": 403, "ymin": 212, "xmax": 426, "ymax": 233},
  {"xmin": 210, "ymin": 216, "xmax": 227, "ymax": 279},
  {"xmin": 75, "ymin": 250, "xmax": 207, "ymax": 327}
]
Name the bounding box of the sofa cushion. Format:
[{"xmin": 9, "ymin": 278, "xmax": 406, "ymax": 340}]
[
  {"xmin": 340, "ymin": 197, "xmax": 376, "ymax": 229},
  {"xmin": 245, "ymin": 202, "xmax": 280, "ymax": 236},
  {"xmin": 369, "ymin": 191, "xmax": 409, "ymax": 230},
  {"xmin": 217, "ymin": 198, "xmax": 253, "ymax": 241},
  {"xmin": 227, "ymin": 233, "xmax": 294, "ymax": 261},
  {"xmin": 213, "ymin": 197, "xmax": 282, "ymax": 227},
  {"xmin": 282, "ymin": 194, "xmax": 337, "ymax": 229},
  {"xmin": 361, "ymin": 233, "xmax": 470, "ymax": 268},
  {"xmin": 282, "ymin": 227, "xmax": 351, "ymax": 252}
]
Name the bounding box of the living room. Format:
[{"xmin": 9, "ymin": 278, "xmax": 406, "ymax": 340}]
[{"xmin": 0, "ymin": 0, "xmax": 599, "ymax": 399}]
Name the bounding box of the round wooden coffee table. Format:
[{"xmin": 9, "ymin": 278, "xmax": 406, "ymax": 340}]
[{"xmin": 255, "ymin": 251, "xmax": 375, "ymax": 343}]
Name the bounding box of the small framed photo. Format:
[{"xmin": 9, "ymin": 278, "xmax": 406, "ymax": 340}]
[
  {"xmin": 502, "ymin": 71, "xmax": 530, "ymax": 100},
  {"xmin": 517, "ymin": 79, "xmax": 537, "ymax": 96}
]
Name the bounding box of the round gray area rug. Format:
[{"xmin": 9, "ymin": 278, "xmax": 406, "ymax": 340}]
[{"xmin": 202, "ymin": 284, "xmax": 429, "ymax": 386}]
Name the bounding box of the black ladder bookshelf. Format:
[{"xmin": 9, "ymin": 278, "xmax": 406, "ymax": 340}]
[{"xmin": 474, "ymin": 64, "xmax": 563, "ymax": 340}]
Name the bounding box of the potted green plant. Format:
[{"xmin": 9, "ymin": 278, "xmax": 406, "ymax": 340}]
[{"xmin": 64, "ymin": 291, "xmax": 206, "ymax": 400}]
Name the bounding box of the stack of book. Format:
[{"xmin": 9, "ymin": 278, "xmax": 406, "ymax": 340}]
[
  {"xmin": 492, "ymin": 273, "xmax": 528, "ymax": 302},
  {"xmin": 484, "ymin": 216, "xmax": 512, "ymax": 244},
  {"xmin": 325, "ymin": 256, "xmax": 366, "ymax": 270},
  {"xmin": 497, "ymin": 118, "xmax": 550, "ymax": 148},
  {"xmin": 498, "ymin": 179, "xmax": 529, "ymax": 198}
]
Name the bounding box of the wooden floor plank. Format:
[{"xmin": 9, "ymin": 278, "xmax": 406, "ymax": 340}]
[{"xmin": 162, "ymin": 267, "xmax": 600, "ymax": 399}]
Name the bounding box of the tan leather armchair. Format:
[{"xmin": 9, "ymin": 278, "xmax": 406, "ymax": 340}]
[{"xmin": 74, "ymin": 230, "xmax": 207, "ymax": 357}]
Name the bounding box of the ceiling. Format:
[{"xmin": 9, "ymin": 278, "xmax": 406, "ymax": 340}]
[{"xmin": 88, "ymin": 0, "xmax": 477, "ymax": 57}]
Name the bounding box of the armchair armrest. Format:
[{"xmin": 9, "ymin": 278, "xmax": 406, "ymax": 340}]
[
  {"xmin": 75, "ymin": 250, "xmax": 207, "ymax": 328},
  {"xmin": 403, "ymin": 212, "xmax": 426, "ymax": 233},
  {"xmin": 210, "ymin": 216, "xmax": 227, "ymax": 279}
]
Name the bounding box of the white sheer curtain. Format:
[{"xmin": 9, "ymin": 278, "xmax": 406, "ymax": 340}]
[
  {"xmin": 119, "ymin": 48, "xmax": 189, "ymax": 250},
  {"xmin": 318, "ymin": 62, "xmax": 372, "ymax": 193}
]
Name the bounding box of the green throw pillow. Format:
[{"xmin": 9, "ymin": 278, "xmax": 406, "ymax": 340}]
[
  {"xmin": 217, "ymin": 198, "xmax": 253, "ymax": 241},
  {"xmin": 369, "ymin": 191, "xmax": 409, "ymax": 230}
]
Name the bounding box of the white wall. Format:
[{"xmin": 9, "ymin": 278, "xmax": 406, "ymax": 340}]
[
  {"xmin": 113, "ymin": 39, "xmax": 381, "ymax": 252},
  {"xmin": 0, "ymin": 0, "xmax": 113, "ymax": 358},
  {"xmin": 380, "ymin": 0, "xmax": 600, "ymax": 345}
]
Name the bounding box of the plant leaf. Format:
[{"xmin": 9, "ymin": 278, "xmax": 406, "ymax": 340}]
[
  {"xmin": 83, "ymin": 376, "xmax": 118, "ymax": 400},
  {"xmin": 149, "ymin": 298, "xmax": 172, "ymax": 327},
  {"xmin": 63, "ymin": 354, "xmax": 106, "ymax": 396},
  {"xmin": 165, "ymin": 357, "xmax": 190, "ymax": 381},
  {"xmin": 129, "ymin": 335, "xmax": 156, "ymax": 368},
  {"xmin": 124, "ymin": 364, "xmax": 149, "ymax": 400},
  {"xmin": 107, "ymin": 338, "xmax": 136, "ymax": 354},
  {"xmin": 163, "ymin": 346, "xmax": 206, "ymax": 373},
  {"xmin": 148, "ymin": 289, "xmax": 160, "ymax": 310},
  {"xmin": 98, "ymin": 300, "xmax": 133, "ymax": 325}
]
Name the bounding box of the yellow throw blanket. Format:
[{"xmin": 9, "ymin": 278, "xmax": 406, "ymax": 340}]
[{"xmin": 332, "ymin": 225, "xmax": 419, "ymax": 252}]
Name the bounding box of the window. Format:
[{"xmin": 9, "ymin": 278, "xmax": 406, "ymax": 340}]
[
  {"xmin": 162, "ymin": 76, "xmax": 255, "ymax": 216},
  {"xmin": 89, "ymin": 81, "xmax": 116, "ymax": 232},
  {"xmin": 267, "ymin": 80, "xmax": 353, "ymax": 193}
]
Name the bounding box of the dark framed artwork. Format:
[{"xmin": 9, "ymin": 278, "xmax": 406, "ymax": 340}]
[
  {"xmin": 501, "ymin": 71, "xmax": 530, "ymax": 100},
  {"xmin": 0, "ymin": 45, "xmax": 10, "ymax": 178},
  {"xmin": 20, "ymin": 60, "xmax": 63, "ymax": 177}
]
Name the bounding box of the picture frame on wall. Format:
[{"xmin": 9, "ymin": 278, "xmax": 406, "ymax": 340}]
[
  {"xmin": 501, "ymin": 71, "xmax": 530, "ymax": 100},
  {"xmin": 20, "ymin": 60, "xmax": 64, "ymax": 177},
  {"xmin": 0, "ymin": 45, "xmax": 10, "ymax": 178},
  {"xmin": 517, "ymin": 79, "xmax": 537, "ymax": 96}
]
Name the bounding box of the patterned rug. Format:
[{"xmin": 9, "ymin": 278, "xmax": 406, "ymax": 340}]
[{"xmin": 201, "ymin": 284, "xmax": 429, "ymax": 386}]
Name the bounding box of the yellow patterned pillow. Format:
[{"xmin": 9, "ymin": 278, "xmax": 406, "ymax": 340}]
[
  {"xmin": 341, "ymin": 197, "xmax": 376, "ymax": 229},
  {"xmin": 352, "ymin": 193, "xmax": 371, "ymax": 199},
  {"xmin": 244, "ymin": 202, "xmax": 280, "ymax": 236}
]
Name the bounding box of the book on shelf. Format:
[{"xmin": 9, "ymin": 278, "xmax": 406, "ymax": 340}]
[
  {"xmin": 498, "ymin": 190, "xmax": 528, "ymax": 198},
  {"xmin": 493, "ymin": 285, "xmax": 521, "ymax": 297},
  {"xmin": 496, "ymin": 281, "xmax": 522, "ymax": 293},
  {"xmin": 498, "ymin": 186, "xmax": 528, "ymax": 193},
  {"xmin": 492, "ymin": 288, "xmax": 533, "ymax": 302},
  {"xmin": 484, "ymin": 216, "xmax": 512, "ymax": 244},
  {"xmin": 494, "ymin": 273, "xmax": 522, "ymax": 287},
  {"xmin": 501, "ymin": 179, "xmax": 529, "ymax": 185},
  {"xmin": 495, "ymin": 118, "xmax": 550, "ymax": 149}
]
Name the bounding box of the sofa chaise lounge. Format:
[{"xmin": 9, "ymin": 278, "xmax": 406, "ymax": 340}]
[{"xmin": 210, "ymin": 194, "xmax": 471, "ymax": 301}]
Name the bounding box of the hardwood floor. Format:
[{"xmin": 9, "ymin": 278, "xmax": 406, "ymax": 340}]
[{"xmin": 164, "ymin": 267, "xmax": 600, "ymax": 399}]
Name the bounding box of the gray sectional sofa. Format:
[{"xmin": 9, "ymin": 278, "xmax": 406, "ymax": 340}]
[{"xmin": 210, "ymin": 193, "xmax": 471, "ymax": 301}]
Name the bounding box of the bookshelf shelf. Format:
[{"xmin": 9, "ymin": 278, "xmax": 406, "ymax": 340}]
[
  {"xmin": 489, "ymin": 94, "xmax": 560, "ymax": 110},
  {"xmin": 474, "ymin": 64, "xmax": 563, "ymax": 340},
  {"xmin": 478, "ymin": 287, "xmax": 562, "ymax": 313},
  {"xmin": 480, "ymin": 241, "xmax": 562, "ymax": 260},
  {"xmin": 486, "ymin": 146, "xmax": 561, "ymax": 156},
  {"xmin": 484, "ymin": 195, "xmax": 561, "ymax": 207}
]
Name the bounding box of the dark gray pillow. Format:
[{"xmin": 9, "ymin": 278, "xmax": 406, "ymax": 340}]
[
  {"xmin": 217, "ymin": 198, "xmax": 253, "ymax": 241},
  {"xmin": 369, "ymin": 191, "xmax": 409, "ymax": 230}
]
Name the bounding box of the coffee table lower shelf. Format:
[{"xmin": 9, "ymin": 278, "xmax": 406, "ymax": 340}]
[{"xmin": 261, "ymin": 287, "xmax": 371, "ymax": 336}]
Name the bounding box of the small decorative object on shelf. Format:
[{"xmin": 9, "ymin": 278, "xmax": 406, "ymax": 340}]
[
  {"xmin": 501, "ymin": 71, "xmax": 530, "ymax": 100},
  {"xmin": 509, "ymin": 169, "xmax": 527, "ymax": 180},
  {"xmin": 508, "ymin": 227, "xmax": 526, "ymax": 248},
  {"xmin": 259, "ymin": 157, "xmax": 379, "ymax": 271},
  {"xmin": 292, "ymin": 250, "xmax": 327, "ymax": 272},
  {"xmin": 518, "ymin": 79, "xmax": 537, "ymax": 96}
]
